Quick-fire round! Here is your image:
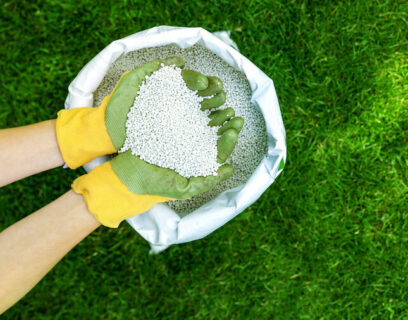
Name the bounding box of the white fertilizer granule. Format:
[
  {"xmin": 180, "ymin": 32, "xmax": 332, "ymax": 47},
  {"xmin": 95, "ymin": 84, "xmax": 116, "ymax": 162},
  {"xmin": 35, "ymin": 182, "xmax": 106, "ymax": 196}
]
[
  {"xmin": 94, "ymin": 44, "xmax": 268, "ymax": 214},
  {"xmin": 119, "ymin": 65, "xmax": 220, "ymax": 178}
]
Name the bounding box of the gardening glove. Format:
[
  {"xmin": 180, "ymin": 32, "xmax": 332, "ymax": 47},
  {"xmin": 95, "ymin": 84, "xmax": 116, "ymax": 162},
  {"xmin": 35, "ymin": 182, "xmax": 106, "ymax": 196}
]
[
  {"xmin": 72, "ymin": 151, "xmax": 234, "ymax": 228},
  {"xmin": 56, "ymin": 56, "xmax": 186, "ymax": 169},
  {"xmin": 72, "ymin": 70, "xmax": 242, "ymax": 228}
]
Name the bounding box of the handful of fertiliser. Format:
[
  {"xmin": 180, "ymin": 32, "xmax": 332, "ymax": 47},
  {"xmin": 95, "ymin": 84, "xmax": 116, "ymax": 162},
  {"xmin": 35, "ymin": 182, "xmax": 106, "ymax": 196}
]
[
  {"xmin": 118, "ymin": 56, "xmax": 244, "ymax": 179},
  {"xmin": 95, "ymin": 45, "xmax": 267, "ymax": 214}
]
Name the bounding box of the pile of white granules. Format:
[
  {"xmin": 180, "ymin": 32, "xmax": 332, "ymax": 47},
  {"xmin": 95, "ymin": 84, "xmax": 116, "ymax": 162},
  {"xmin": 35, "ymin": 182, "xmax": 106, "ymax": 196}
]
[
  {"xmin": 94, "ymin": 44, "xmax": 268, "ymax": 214},
  {"xmin": 119, "ymin": 65, "xmax": 220, "ymax": 178}
]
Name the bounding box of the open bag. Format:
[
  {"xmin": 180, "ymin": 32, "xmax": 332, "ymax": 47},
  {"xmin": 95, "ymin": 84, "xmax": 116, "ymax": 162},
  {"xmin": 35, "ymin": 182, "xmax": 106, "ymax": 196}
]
[{"xmin": 65, "ymin": 26, "xmax": 286, "ymax": 253}]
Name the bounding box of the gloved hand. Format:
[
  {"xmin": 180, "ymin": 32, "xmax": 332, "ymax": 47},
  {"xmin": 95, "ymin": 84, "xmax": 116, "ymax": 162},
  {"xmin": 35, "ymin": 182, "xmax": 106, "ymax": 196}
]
[
  {"xmin": 72, "ymin": 151, "xmax": 233, "ymax": 227},
  {"xmin": 56, "ymin": 56, "xmax": 186, "ymax": 169},
  {"xmin": 57, "ymin": 56, "xmax": 244, "ymax": 168},
  {"xmin": 72, "ymin": 69, "xmax": 244, "ymax": 228}
]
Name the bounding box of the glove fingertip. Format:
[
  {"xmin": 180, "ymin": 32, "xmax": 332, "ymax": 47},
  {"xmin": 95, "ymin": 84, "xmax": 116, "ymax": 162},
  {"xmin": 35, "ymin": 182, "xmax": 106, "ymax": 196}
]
[
  {"xmin": 217, "ymin": 164, "xmax": 234, "ymax": 181},
  {"xmin": 163, "ymin": 56, "xmax": 186, "ymax": 69},
  {"xmin": 217, "ymin": 129, "xmax": 238, "ymax": 163}
]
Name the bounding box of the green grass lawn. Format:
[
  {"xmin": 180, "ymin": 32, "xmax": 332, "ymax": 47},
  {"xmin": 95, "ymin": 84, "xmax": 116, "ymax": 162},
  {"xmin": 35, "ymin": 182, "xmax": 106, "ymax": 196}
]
[{"xmin": 1, "ymin": 0, "xmax": 408, "ymax": 319}]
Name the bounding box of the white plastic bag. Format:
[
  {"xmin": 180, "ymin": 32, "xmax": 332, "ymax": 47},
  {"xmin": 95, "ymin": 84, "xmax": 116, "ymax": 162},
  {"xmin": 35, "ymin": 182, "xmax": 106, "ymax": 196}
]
[{"xmin": 65, "ymin": 26, "xmax": 286, "ymax": 253}]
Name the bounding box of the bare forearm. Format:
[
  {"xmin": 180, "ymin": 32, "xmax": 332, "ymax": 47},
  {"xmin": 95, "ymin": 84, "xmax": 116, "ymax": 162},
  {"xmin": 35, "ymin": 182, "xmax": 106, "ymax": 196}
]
[
  {"xmin": 0, "ymin": 120, "xmax": 64, "ymax": 187},
  {"xmin": 0, "ymin": 190, "xmax": 100, "ymax": 314}
]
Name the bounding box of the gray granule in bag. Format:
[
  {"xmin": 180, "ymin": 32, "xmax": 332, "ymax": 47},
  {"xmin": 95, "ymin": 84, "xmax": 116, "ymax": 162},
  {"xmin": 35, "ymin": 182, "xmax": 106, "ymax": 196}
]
[{"xmin": 94, "ymin": 44, "xmax": 268, "ymax": 214}]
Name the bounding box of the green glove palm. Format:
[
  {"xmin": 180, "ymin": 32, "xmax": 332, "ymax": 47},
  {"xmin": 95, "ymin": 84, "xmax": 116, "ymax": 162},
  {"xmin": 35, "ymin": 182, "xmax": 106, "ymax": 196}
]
[{"xmin": 111, "ymin": 150, "xmax": 233, "ymax": 199}]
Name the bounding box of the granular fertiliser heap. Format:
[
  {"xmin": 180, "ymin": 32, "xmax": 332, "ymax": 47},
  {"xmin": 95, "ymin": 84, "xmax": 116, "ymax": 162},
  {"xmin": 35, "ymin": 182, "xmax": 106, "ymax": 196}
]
[
  {"xmin": 94, "ymin": 44, "xmax": 268, "ymax": 214},
  {"xmin": 119, "ymin": 65, "xmax": 220, "ymax": 178}
]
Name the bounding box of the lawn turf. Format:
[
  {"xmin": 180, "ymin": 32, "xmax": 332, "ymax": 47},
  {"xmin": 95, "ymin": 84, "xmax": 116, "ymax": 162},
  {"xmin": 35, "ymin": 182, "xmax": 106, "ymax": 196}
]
[{"xmin": 1, "ymin": 0, "xmax": 408, "ymax": 319}]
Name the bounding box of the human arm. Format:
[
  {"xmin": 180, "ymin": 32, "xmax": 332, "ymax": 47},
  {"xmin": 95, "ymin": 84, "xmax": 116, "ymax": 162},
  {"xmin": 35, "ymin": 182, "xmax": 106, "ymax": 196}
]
[
  {"xmin": 0, "ymin": 190, "xmax": 100, "ymax": 314},
  {"xmin": 0, "ymin": 120, "xmax": 64, "ymax": 187}
]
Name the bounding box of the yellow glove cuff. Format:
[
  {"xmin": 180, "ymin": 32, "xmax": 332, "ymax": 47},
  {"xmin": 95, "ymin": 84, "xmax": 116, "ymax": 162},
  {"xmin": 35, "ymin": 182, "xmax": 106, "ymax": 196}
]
[
  {"xmin": 56, "ymin": 71, "xmax": 130, "ymax": 169},
  {"xmin": 72, "ymin": 162, "xmax": 172, "ymax": 228},
  {"xmin": 56, "ymin": 99, "xmax": 116, "ymax": 169}
]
